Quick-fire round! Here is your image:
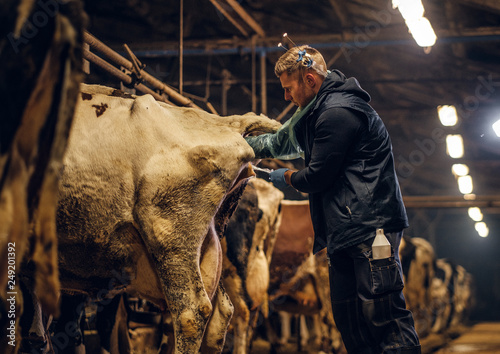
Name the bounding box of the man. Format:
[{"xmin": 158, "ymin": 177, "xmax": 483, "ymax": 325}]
[{"xmin": 245, "ymin": 45, "xmax": 421, "ymax": 353}]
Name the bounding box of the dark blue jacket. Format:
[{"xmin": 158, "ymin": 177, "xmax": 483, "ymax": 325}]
[{"xmin": 290, "ymin": 70, "xmax": 408, "ymax": 254}]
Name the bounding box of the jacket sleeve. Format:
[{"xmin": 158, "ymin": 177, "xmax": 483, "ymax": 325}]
[{"xmin": 290, "ymin": 107, "xmax": 364, "ymax": 193}]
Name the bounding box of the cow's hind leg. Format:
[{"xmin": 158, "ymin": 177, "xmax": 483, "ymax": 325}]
[
  {"xmin": 136, "ymin": 183, "xmax": 224, "ymax": 353},
  {"xmin": 140, "ymin": 217, "xmax": 213, "ymax": 353},
  {"xmin": 201, "ymin": 283, "xmax": 234, "ymax": 353},
  {"xmin": 155, "ymin": 257, "xmax": 212, "ymax": 353}
]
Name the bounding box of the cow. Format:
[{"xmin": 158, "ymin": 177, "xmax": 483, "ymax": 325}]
[
  {"xmin": 399, "ymin": 236, "xmax": 437, "ymax": 337},
  {"xmin": 39, "ymin": 83, "xmax": 281, "ymax": 353},
  {"xmin": 222, "ymin": 177, "xmax": 284, "ymax": 354},
  {"xmin": 448, "ymin": 264, "xmax": 474, "ymax": 329},
  {"xmin": 0, "ymin": 0, "xmax": 85, "ymax": 352},
  {"xmin": 76, "ymin": 178, "xmax": 284, "ymax": 354},
  {"xmin": 268, "ymin": 252, "xmax": 339, "ymax": 352},
  {"xmin": 265, "ymin": 200, "xmax": 345, "ymax": 353},
  {"xmin": 399, "ymin": 238, "xmax": 474, "ymax": 338},
  {"xmin": 430, "ymin": 258, "xmax": 474, "ymax": 334},
  {"xmin": 267, "ymin": 200, "xmax": 319, "ymax": 321},
  {"xmin": 430, "ymin": 258, "xmax": 455, "ymax": 333}
]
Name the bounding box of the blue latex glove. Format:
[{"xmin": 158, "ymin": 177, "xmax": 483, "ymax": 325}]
[{"xmin": 269, "ymin": 168, "xmax": 290, "ymax": 189}]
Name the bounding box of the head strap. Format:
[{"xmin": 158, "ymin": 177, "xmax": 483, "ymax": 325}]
[{"xmin": 297, "ymin": 50, "xmax": 314, "ymax": 68}]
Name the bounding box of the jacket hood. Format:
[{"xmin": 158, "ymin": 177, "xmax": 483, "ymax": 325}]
[{"xmin": 318, "ymin": 69, "xmax": 371, "ymax": 102}]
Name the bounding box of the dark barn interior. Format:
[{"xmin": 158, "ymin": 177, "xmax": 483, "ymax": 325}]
[
  {"xmin": 2, "ymin": 0, "xmax": 500, "ymax": 353},
  {"xmin": 83, "ymin": 0, "xmax": 500, "ymax": 322}
]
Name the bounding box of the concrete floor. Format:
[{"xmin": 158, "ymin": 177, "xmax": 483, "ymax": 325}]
[
  {"xmin": 250, "ymin": 323, "xmax": 500, "ymax": 354},
  {"xmin": 434, "ymin": 323, "xmax": 500, "ymax": 354},
  {"xmin": 82, "ymin": 321, "xmax": 500, "ymax": 353}
]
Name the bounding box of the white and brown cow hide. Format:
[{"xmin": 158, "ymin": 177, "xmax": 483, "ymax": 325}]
[
  {"xmin": 266, "ymin": 200, "xmax": 345, "ymax": 353},
  {"xmin": 399, "ymin": 236, "xmax": 437, "ymax": 337},
  {"xmin": 222, "ymin": 178, "xmax": 284, "ymax": 354},
  {"xmin": 430, "ymin": 258, "xmax": 454, "ymax": 333},
  {"xmin": 430, "ymin": 258, "xmax": 474, "ymax": 334},
  {"xmin": 399, "ymin": 238, "xmax": 474, "ymax": 338},
  {"xmin": 268, "ymin": 200, "xmax": 318, "ymax": 314},
  {"xmin": 0, "ymin": 0, "xmax": 85, "ymax": 352},
  {"xmin": 51, "ymin": 84, "xmax": 281, "ymax": 353},
  {"xmin": 313, "ymin": 249, "xmax": 346, "ymax": 353},
  {"xmin": 448, "ymin": 264, "xmax": 474, "ymax": 329}
]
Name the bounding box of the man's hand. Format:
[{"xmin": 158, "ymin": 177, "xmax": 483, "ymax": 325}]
[{"xmin": 269, "ymin": 168, "xmax": 294, "ymax": 189}]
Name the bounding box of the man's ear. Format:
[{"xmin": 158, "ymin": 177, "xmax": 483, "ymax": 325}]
[{"xmin": 304, "ymin": 73, "xmax": 316, "ymax": 88}]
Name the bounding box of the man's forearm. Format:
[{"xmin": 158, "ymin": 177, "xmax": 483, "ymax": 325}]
[{"xmin": 284, "ymin": 169, "xmax": 295, "ymax": 186}]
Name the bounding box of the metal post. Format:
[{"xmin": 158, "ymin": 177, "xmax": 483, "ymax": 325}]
[
  {"xmin": 251, "ymin": 35, "xmax": 257, "ymax": 113},
  {"xmin": 222, "ymin": 69, "xmax": 231, "ymax": 116},
  {"xmin": 179, "ymin": 0, "xmax": 184, "ymax": 95},
  {"xmin": 260, "ymin": 50, "xmax": 267, "ymax": 115},
  {"xmin": 83, "ymin": 42, "xmax": 90, "ymax": 74}
]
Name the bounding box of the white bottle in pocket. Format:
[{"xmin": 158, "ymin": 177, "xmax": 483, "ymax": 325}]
[{"xmin": 372, "ymin": 228, "xmax": 391, "ymax": 260}]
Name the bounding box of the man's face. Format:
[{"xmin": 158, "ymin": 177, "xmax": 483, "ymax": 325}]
[{"xmin": 279, "ymin": 72, "xmax": 315, "ymax": 108}]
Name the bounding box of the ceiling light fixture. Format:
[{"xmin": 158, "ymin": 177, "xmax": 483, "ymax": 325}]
[
  {"xmin": 451, "ymin": 164, "xmax": 469, "ymax": 177},
  {"xmin": 493, "ymin": 119, "xmax": 500, "ymax": 137},
  {"xmin": 475, "ymin": 222, "xmax": 489, "ymax": 237},
  {"xmin": 468, "ymin": 207, "xmax": 483, "ymax": 222},
  {"xmin": 406, "ymin": 17, "xmax": 437, "ymax": 47},
  {"xmin": 392, "ymin": 0, "xmax": 437, "ymax": 48},
  {"xmin": 437, "ymin": 105, "xmax": 458, "ymax": 126},
  {"xmin": 392, "ymin": 0, "xmax": 424, "ymax": 21},
  {"xmin": 446, "ymin": 134, "xmax": 464, "ymax": 158},
  {"xmin": 458, "ymin": 175, "xmax": 473, "ymax": 194}
]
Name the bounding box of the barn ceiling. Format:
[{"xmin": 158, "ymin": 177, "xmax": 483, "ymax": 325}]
[
  {"xmin": 83, "ymin": 0, "xmax": 500, "ymax": 193},
  {"xmin": 82, "ymin": 0, "xmax": 500, "ymax": 294}
]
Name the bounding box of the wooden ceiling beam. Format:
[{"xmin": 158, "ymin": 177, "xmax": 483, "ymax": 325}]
[
  {"xmin": 381, "ymin": 82, "xmax": 444, "ymax": 107},
  {"xmin": 327, "ymin": 0, "xmax": 352, "ymax": 33},
  {"xmin": 122, "ymin": 25, "xmax": 500, "ymax": 53},
  {"xmin": 208, "ymin": 0, "xmax": 250, "ymax": 37},
  {"xmin": 404, "ymin": 195, "xmax": 500, "ymax": 208},
  {"xmin": 440, "ymin": 25, "xmax": 500, "ymax": 37},
  {"xmin": 225, "ymin": 0, "xmax": 266, "ymax": 37},
  {"xmin": 444, "ymin": 0, "xmax": 467, "ymax": 58},
  {"xmin": 454, "ymin": 0, "xmax": 500, "ymax": 14}
]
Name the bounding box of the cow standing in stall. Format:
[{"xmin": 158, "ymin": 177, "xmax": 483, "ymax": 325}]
[
  {"xmin": 399, "ymin": 236, "xmax": 437, "ymax": 337},
  {"xmin": 43, "ymin": 84, "xmax": 281, "ymax": 354},
  {"xmin": 430, "ymin": 258, "xmax": 474, "ymax": 334},
  {"xmin": 399, "ymin": 237, "xmax": 474, "ymax": 338},
  {"xmin": 0, "ymin": 0, "xmax": 85, "ymax": 352},
  {"xmin": 267, "ymin": 199, "xmax": 320, "ymax": 352},
  {"xmin": 448, "ymin": 264, "xmax": 474, "ymax": 329},
  {"xmin": 266, "ymin": 200, "xmax": 345, "ymax": 353},
  {"xmin": 222, "ymin": 178, "xmax": 284, "ymax": 354},
  {"xmin": 87, "ymin": 177, "xmax": 284, "ymax": 354}
]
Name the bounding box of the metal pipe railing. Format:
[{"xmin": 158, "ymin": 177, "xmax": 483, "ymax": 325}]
[
  {"xmin": 83, "ymin": 48, "xmax": 173, "ymax": 105},
  {"xmin": 83, "ymin": 31, "xmax": 199, "ymax": 109}
]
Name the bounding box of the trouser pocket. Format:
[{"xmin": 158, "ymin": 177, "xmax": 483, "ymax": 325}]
[{"xmin": 369, "ymin": 256, "xmax": 404, "ymax": 295}]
